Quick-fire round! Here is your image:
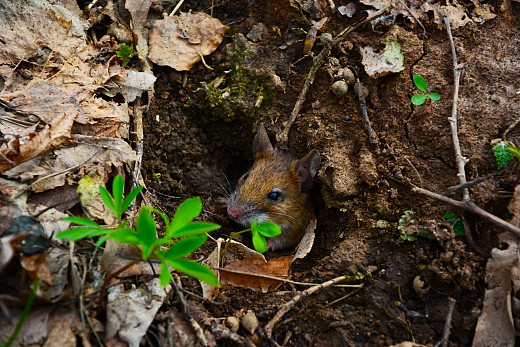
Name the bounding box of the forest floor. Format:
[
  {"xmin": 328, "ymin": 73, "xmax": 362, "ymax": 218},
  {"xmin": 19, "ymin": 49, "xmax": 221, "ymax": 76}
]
[{"xmin": 2, "ymin": 0, "xmax": 520, "ymax": 346}]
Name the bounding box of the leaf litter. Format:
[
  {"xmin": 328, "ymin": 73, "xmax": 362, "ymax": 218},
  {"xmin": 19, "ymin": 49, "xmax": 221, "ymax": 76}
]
[
  {"xmin": 0, "ymin": 0, "xmax": 510, "ymax": 345},
  {"xmin": 0, "ymin": 0, "xmax": 230, "ymax": 345}
]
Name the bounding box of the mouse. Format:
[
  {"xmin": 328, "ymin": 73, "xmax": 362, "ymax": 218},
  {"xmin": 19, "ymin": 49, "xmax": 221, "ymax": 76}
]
[{"xmin": 227, "ymin": 124, "xmax": 321, "ymax": 251}]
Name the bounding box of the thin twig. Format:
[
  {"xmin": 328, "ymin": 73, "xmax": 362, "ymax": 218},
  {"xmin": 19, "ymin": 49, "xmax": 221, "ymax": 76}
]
[
  {"xmin": 398, "ymin": 0, "xmax": 426, "ymax": 33},
  {"xmin": 277, "ymin": 7, "xmax": 389, "ymax": 148},
  {"xmin": 441, "ymin": 297, "xmax": 456, "ymax": 347},
  {"xmin": 172, "ymin": 274, "xmax": 209, "ymax": 347},
  {"xmin": 197, "ymin": 50, "xmax": 214, "ymax": 70},
  {"xmin": 442, "ymin": 175, "xmax": 489, "ymax": 196},
  {"xmin": 354, "ymin": 79, "xmax": 375, "ymax": 144},
  {"xmin": 169, "ymin": 0, "xmax": 185, "ymax": 16},
  {"xmin": 131, "ymin": 98, "xmax": 144, "ymax": 189},
  {"xmin": 264, "ymin": 275, "xmax": 356, "ymax": 339},
  {"xmin": 412, "ymin": 185, "xmax": 520, "ymax": 237},
  {"xmin": 215, "ymin": 267, "xmax": 363, "ymax": 288},
  {"xmin": 443, "ymin": 16, "xmax": 468, "ymax": 201},
  {"xmin": 503, "ymin": 115, "xmax": 520, "ymax": 139},
  {"xmin": 325, "ymin": 286, "xmax": 363, "ymax": 307}
]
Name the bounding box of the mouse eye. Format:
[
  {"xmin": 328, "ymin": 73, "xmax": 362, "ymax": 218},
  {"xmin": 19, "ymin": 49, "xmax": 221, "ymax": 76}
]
[{"xmin": 267, "ymin": 191, "xmax": 281, "ymax": 201}]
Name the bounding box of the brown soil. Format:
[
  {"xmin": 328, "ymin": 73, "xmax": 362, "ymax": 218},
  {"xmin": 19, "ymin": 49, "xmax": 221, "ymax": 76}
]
[{"xmin": 143, "ymin": 1, "xmax": 520, "ymax": 345}]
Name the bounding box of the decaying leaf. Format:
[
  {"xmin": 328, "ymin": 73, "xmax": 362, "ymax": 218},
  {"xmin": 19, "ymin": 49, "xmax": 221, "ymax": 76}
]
[
  {"xmin": 148, "ymin": 12, "xmax": 227, "ymax": 71},
  {"xmin": 105, "ymin": 279, "xmax": 169, "ymax": 347},
  {"xmin": 101, "ymin": 239, "xmax": 160, "ymax": 279},
  {"xmin": 0, "ymin": 0, "xmax": 87, "ymax": 66},
  {"xmin": 338, "ymin": 3, "xmax": 357, "ymax": 17},
  {"xmin": 473, "ymin": 185, "xmax": 520, "ymax": 346},
  {"xmin": 361, "ymin": 34, "xmax": 404, "ymax": 78},
  {"xmin": 0, "ymin": 306, "xmax": 53, "ymax": 345},
  {"xmin": 107, "ymin": 70, "xmax": 157, "ymax": 102},
  {"xmin": 361, "ymin": 0, "xmax": 495, "ymax": 30},
  {"xmin": 293, "ymin": 214, "xmax": 317, "ymax": 261},
  {"xmin": 76, "ymin": 170, "xmax": 116, "ymax": 224},
  {"xmin": 125, "ymin": 0, "xmax": 153, "ymax": 74},
  {"xmin": 0, "ymin": 178, "xmax": 28, "ymax": 233},
  {"xmin": 3, "ymin": 135, "xmax": 136, "ymax": 192},
  {"xmin": 222, "ymin": 255, "xmax": 292, "ymax": 293},
  {"xmin": 473, "ymin": 232, "xmax": 516, "ymax": 346},
  {"xmin": 204, "ymin": 214, "xmax": 317, "ymax": 296},
  {"xmin": 303, "ymin": 17, "xmax": 328, "ymax": 55}
]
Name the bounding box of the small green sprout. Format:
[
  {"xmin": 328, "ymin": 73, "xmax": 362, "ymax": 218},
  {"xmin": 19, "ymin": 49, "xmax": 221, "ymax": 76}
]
[
  {"xmin": 411, "ymin": 74, "xmax": 441, "ymax": 106},
  {"xmin": 492, "ymin": 140, "xmax": 520, "ymax": 169},
  {"xmin": 116, "ymin": 43, "xmax": 138, "ymax": 67},
  {"xmin": 250, "ymin": 219, "xmax": 282, "ymax": 253},
  {"xmin": 443, "ymin": 212, "xmax": 465, "ymax": 236},
  {"xmin": 1, "ymin": 277, "xmax": 39, "ymax": 347},
  {"xmin": 222, "ymin": 219, "xmax": 282, "ymax": 259},
  {"xmin": 58, "ymin": 174, "xmax": 220, "ymax": 287}
]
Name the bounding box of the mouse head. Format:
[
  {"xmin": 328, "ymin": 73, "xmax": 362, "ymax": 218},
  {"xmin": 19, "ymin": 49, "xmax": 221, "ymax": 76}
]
[{"xmin": 227, "ymin": 124, "xmax": 320, "ymax": 230}]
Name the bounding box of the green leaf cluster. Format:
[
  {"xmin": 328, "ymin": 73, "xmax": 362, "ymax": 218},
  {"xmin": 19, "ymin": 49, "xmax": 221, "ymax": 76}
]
[
  {"xmin": 250, "ymin": 220, "xmax": 281, "ymax": 253},
  {"xmin": 116, "ymin": 43, "xmax": 138, "ymax": 67},
  {"xmin": 411, "ymin": 75, "xmax": 441, "ymax": 106},
  {"xmin": 492, "ymin": 141, "xmax": 520, "ymax": 169},
  {"xmin": 443, "ymin": 211, "xmax": 465, "ymax": 236},
  {"xmin": 57, "ymin": 174, "xmax": 220, "ymax": 287}
]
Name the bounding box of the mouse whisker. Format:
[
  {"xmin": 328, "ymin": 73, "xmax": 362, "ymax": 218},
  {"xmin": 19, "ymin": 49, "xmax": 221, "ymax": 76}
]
[
  {"xmin": 218, "ymin": 169, "xmax": 232, "ymax": 195},
  {"xmin": 199, "ymin": 165, "xmax": 231, "ymax": 198},
  {"xmin": 262, "ymin": 209, "xmax": 302, "ymax": 227}
]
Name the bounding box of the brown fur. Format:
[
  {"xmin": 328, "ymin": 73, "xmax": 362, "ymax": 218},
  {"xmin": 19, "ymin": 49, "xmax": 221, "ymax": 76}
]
[{"xmin": 227, "ymin": 125, "xmax": 320, "ymax": 250}]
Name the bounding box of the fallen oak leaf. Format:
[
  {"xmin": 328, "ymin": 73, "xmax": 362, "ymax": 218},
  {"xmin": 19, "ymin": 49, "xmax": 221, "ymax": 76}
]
[
  {"xmin": 148, "ymin": 12, "xmax": 227, "ymax": 71},
  {"xmin": 220, "ymin": 256, "xmax": 293, "ymax": 293}
]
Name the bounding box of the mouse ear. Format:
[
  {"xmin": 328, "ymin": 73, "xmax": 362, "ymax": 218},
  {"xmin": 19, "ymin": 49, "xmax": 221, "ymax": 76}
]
[
  {"xmin": 295, "ymin": 150, "xmax": 321, "ymax": 192},
  {"xmin": 253, "ymin": 124, "xmax": 274, "ymax": 160}
]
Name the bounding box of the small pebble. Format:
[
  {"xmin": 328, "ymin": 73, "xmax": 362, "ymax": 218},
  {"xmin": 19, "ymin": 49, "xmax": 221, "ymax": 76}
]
[
  {"xmin": 331, "ymin": 80, "xmax": 348, "ymax": 96},
  {"xmin": 241, "ymin": 310, "xmax": 259, "ymax": 334}
]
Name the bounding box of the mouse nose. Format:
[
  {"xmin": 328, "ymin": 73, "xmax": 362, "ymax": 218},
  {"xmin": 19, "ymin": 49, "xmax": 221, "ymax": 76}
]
[{"xmin": 228, "ymin": 205, "xmax": 240, "ymax": 220}]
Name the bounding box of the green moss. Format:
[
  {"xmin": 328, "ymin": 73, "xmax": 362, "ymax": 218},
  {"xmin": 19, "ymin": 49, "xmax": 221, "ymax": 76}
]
[{"xmin": 200, "ymin": 34, "xmax": 275, "ymax": 122}]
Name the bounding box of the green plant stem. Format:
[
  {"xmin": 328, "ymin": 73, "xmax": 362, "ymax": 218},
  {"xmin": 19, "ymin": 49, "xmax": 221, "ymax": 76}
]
[
  {"xmin": 507, "ymin": 146, "xmax": 520, "ymax": 161},
  {"xmin": 221, "ymin": 229, "xmax": 251, "ymax": 263},
  {"xmin": 2, "ymin": 277, "xmax": 40, "ymax": 347}
]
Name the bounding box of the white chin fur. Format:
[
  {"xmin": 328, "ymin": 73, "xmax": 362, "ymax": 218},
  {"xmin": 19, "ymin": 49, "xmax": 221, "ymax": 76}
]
[{"xmin": 239, "ymin": 213, "xmax": 269, "ymax": 227}]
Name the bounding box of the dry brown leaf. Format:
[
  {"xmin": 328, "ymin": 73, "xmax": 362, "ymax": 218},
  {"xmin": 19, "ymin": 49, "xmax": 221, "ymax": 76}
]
[
  {"xmin": 0, "ymin": 110, "xmax": 75, "ymax": 173},
  {"xmin": 432, "ymin": 1, "xmax": 472, "ymax": 29},
  {"xmin": 473, "ymin": 232, "xmax": 516, "ymax": 347},
  {"xmin": 125, "ymin": 0, "xmax": 153, "ymax": 74},
  {"xmin": 43, "ymin": 310, "xmax": 82, "ymax": 347},
  {"xmin": 293, "ymin": 214, "xmax": 317, "ymax": 261},
  {"xmin": 21, "ymin": 252, "xmax": 53, "ymax": 285},
  {"xmin": 3, "ymin": 135, "xmax": 136, "ymax": 192},
  {"xmin": 28, "ymin": 185, "xmax": 80, "ymax": 214},
  {"xmin": 362, "ymin": 0, "xmax": 494, "ymax": 30},
  {"xmin": 105, "ymin": 279, "xmax": 169, "ymax": 347},
  {"xmin": 101, "ymin": 240, "xmax": 160, "ymax": 279},
  {"xmin": 0, "ymin": 306, "xmax": 53, "ymax": 345},
  {"xmin": 0, "ymin": 0, "xmax": 87, "ymax": 65},
  {"xmin": 148, "ymin": 12, "xmax": 227, "ymax": 71},
  {"xmin": 0, "ymin": 178, "xmax": 28, "ymax": 233},
  {"xmin": 221, "ymin": 256, "xmax": 292, "ymax": 293}
]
